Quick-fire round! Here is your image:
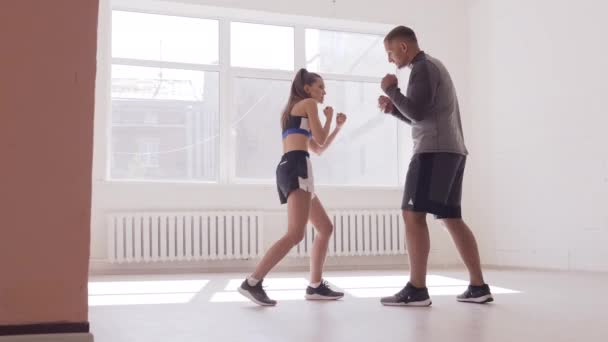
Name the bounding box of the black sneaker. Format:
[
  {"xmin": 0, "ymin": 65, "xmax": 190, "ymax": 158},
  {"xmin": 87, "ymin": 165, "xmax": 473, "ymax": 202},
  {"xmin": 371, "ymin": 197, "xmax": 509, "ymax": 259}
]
[
  {"xmin": 305, "ymin": 280, "xmax": 344, "ymax": 300},
  {"xmin": 238, "ymin": 279, "xmax": 277, "ymax": 306},
  {"xmin": 380, "ymin": 282, "xmax": 432, "ymax": 307},
  {"xmin": 457, "ymin": 284, "xmax": 494, "ymax": 304}
]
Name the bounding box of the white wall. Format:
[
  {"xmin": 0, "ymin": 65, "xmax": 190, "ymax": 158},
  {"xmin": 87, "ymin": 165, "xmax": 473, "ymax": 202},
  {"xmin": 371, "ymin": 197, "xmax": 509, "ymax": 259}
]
[
  {"xmin": 467, "ymin": 0, "xmax": 608, "ymax": 271},
  {"xmin": 91, "ymin": 0, "xmax": 470, "ymax": 271},
  {"xmin": 93, "ymin": 0, "xmax": 608, "ymax": 273}
]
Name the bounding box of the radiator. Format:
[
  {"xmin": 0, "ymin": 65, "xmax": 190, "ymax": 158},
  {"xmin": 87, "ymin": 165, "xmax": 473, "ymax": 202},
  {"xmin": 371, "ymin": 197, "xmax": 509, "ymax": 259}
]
[
  {"xmin": 289, "ymin": 210, "xmax": 406, "ymax": 257},
  {"xmin": 107, "ymin": 211, "xmax": 263, "ymax": 263}
]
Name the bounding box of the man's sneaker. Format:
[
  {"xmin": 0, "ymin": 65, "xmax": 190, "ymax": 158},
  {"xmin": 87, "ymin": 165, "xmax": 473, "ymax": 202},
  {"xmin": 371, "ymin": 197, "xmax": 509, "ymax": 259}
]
[
  {"xmin": 237, "ymin": 279, "xmax": 277, "ymax": 306},
  {"xmin": 457, "ymin": 284, "xmax": 494, "ymax": 304},
  {"xmin": 305, "ymin": 280, "xmax": 344, "ymax": 300},
  {"xmin": 380, "ymin": 282, "xmax": 432, "ymax": 307}
]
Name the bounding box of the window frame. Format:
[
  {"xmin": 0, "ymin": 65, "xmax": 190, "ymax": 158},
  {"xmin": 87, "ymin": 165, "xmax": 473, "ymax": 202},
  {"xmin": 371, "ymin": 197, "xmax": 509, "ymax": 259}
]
[{"xmin": 103, "ymin": 0, "xmax": 408, "ymax": 188}]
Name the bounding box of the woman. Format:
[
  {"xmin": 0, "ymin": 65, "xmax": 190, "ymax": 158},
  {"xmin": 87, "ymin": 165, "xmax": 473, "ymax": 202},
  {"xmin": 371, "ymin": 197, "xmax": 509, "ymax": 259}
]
[{"xmin": 238, "ymin": 69, "xmax": 347, "ymax": 306}]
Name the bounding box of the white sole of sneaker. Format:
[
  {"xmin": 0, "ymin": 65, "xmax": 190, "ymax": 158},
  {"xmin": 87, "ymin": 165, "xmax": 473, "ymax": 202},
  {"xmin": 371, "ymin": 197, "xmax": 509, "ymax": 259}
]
[
  {"xmin": 305, "ymin": 294, "xmax": 344, "ymax": 300},
  {"xmin": 381, "ymin": 299, "xmax": 432, "ymax": 307},
  {"xmin": 237, "ymin": 287, "xmax": 276, "ymax": 306},
  {"xmin": 457, "ymin": 295, "xmax": 494, "ymax": 304}
]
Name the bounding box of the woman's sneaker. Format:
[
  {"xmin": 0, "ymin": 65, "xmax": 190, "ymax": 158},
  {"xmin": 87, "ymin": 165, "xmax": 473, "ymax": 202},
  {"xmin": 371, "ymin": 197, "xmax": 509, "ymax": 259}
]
[
  {"xmin": 238, "ymin": 279, "xmax": 277, "ymax": 306},
  {"xmin": 305, "ymin": 280, "xmax": 344, "ymax": 300},
  {"xmin": 380, "ymin": 282, "xmax": 432, "ymax": 307},
  {"xmin": 457, "ymin": 284, "xmax": 494, "ymax": 304}
]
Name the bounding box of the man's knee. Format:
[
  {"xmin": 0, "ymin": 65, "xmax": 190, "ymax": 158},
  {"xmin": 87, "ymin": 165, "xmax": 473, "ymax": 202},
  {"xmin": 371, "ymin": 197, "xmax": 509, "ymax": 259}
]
[
  {"xmin": 439, "ymin": 218, "xmax": 465, "ymax": 230},
  {"xmin": 402, "ymin": 209, "xmax": 427, "ymax": 226}
]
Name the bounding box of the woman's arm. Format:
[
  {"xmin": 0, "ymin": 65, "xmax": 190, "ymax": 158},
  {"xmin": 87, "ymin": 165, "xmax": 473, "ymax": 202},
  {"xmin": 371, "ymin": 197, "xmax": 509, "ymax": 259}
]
[
  {"xmin": 309, "ymin": 113, "xmax": 347, "ymax": 155},
  {"xmin": 306, "ymin": 100, "xmax": 333, "ymax": 145}
]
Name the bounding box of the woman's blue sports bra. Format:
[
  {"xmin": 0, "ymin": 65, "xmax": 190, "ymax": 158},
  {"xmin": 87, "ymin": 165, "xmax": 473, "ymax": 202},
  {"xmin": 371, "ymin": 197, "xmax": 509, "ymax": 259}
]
[{"xmin": 282, "ymin": 114, "xmax": 312, "ymax": 139}]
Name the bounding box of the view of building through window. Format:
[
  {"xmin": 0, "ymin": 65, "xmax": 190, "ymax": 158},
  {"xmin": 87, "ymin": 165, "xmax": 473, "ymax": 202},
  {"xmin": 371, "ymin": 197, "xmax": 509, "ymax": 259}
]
[{"xmin": 109, "ymin": 10, "xmax": 409, "ymax": 185}]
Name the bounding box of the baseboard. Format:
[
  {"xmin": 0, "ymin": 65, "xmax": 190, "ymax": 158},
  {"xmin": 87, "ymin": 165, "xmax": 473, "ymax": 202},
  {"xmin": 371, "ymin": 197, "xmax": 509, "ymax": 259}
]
[
  {"xmin": 0, "ymin": 322, "xmax": 91, "ymax": 341},
  {"xmin": 89, "ymin": 251, "xmax": 461, "ymax": 275},
  {"xmin": 0, "ymin": 333, "xmax": 93, "ymax": 342},
  {"xmin": 0, "ymin": 323, "xmax": 88, "ymax": 337},
  {"xmin": 89, "ymin": 255, "xmax": 409, "ymax": 275},
  {"xmin": 484, "ymin": 264, "xmax": 608, "ymax": 274}
]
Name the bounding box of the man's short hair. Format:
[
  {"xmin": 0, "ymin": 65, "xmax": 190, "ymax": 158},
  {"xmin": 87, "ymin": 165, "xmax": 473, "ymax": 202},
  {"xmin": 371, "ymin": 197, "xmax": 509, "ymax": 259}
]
[{"xmin": 384, "ymin": 26, "xmax": 418, "ymax": 44}]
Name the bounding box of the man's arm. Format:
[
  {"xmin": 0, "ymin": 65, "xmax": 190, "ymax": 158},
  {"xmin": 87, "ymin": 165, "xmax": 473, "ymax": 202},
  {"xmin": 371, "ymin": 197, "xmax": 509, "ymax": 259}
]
[
  {"xmin": 384, "ymin": 63, "xmax": 437, "ymax": 122},
  {"xmin": 379, "ymin": 95, "xmax": 412, "ymax": 125},
  {"xmin": 389, "ymin": 106, "xmax": 412, "ymax": 125}
]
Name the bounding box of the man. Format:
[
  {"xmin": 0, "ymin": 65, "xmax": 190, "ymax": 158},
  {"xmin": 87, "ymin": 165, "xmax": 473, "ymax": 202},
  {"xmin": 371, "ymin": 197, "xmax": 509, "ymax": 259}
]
[{"xmin": 378, "ymin": 26, "xmax": 493, "ymax": 306}]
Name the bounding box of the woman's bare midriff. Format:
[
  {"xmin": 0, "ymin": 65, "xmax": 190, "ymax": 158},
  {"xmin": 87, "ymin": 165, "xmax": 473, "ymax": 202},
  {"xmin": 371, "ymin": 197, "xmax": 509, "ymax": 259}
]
[{"xmin": 282, "ymin": 134, "xmax": 309, "ymax": 154}]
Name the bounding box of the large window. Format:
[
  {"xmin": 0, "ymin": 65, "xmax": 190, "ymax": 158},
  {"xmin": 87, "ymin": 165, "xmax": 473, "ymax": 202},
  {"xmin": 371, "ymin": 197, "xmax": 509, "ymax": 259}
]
[
  {"xmin": 109, "ymin": 8, "xmax": 408, "ymax": 186},
  {"xmin": 305, "ymin": 29, "xmax": 392, "ymax": 77},
  {"xmin": 111, "ymin": 11, "xmax": 220, "ymax": 181},
  {"xmin": 311, "ymin": 81, "xmax": 400, "ymax": 186},
  {"xmin": 232, "ymin": 78, "xmax": 290, "ymax": 181},
  {"xmin": 112, "ymin": 11, "xmax": 219, "ymax": 64},
  {"xmin": 230, "ymin": 22, "xmax": 294, "ymax": 70}
]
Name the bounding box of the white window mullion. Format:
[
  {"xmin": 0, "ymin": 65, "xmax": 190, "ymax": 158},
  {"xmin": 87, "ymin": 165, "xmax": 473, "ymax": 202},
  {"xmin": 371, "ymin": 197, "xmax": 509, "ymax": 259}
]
[
  {"xmin": 294, "ymin": 25, "xmax": 306, "ymax": 70},
  {"xmin": 230, "ymin": 68, "xmax": 294, "ymax": 81},
  {"xmin": 228, "ymin": 69, "xmax": 377, "ymax": 84},
  {"xmin": 99, "ymin": 0, "xmax": 112, "ymax": 181},
  {"xmin": 396, "ymin": 122, "xmax": 405, "ymax": 183},
  {"xmin": 318, "ymin": 73, "xmax": 381, "ymax": 84},
  {"xmin": 219, "ymin": 19, "xmax": 231, "ymax": 184},
  {"xmin": 111, "ymin": 58, "xmax": 220, "ymax": 72}
]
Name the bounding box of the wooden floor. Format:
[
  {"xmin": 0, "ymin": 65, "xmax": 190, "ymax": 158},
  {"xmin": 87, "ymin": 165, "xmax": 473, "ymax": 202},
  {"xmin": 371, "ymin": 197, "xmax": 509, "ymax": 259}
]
[{"xmin": 89, "ymin": 268, "xmax": 608, "ymax": 342}]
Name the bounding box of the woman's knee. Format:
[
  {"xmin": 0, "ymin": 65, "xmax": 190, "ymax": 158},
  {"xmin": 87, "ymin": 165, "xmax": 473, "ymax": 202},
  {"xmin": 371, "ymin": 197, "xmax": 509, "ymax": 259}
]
[
  {"xmin": 315, "ymin": 222, "xmax": 334, "ymax": 238},
  {"xmin": 285, "ymin": 230, "xmax": 306, "ymax": 246}
]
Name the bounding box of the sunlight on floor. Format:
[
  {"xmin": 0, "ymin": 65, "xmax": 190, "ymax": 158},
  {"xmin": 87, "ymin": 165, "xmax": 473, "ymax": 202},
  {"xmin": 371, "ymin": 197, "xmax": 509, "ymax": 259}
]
[
  {"xmin": 325, "ymin": 275, "xmax": 519, "ymax": 298},
  {"xmin": 88, "ymin": 275, "xmax": 519, "ymax": 305},
  {"xmin": 209, "ymin": 275, "xmax": 520, "ymax": 303},
  {"xmin": 88, "ymin": 280, "xmax": 209, "ymax": 306}
]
